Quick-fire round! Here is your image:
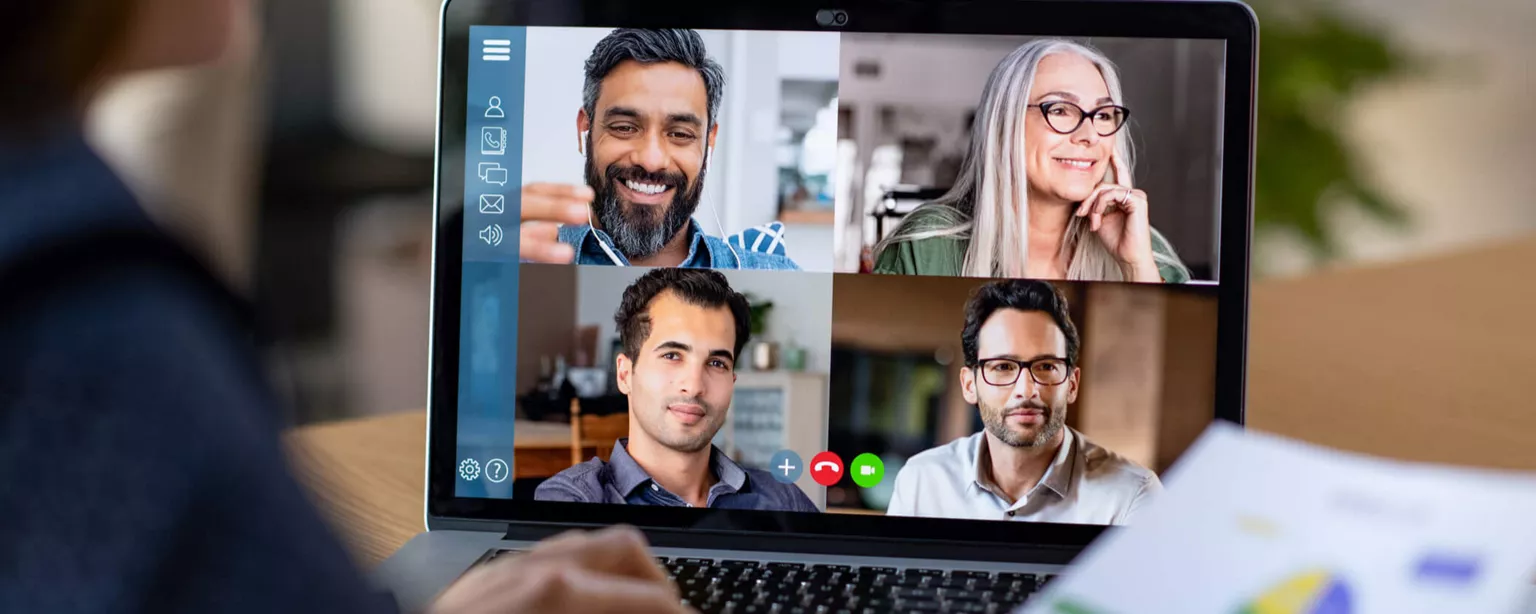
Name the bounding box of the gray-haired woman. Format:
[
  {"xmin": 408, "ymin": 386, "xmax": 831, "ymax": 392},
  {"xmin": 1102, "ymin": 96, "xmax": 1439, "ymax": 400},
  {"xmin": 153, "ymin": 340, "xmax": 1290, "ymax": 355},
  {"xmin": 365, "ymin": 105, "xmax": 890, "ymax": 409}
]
[{"xmin": 874, "ymin": 39, "xmax": 1190, "ymax": 283}]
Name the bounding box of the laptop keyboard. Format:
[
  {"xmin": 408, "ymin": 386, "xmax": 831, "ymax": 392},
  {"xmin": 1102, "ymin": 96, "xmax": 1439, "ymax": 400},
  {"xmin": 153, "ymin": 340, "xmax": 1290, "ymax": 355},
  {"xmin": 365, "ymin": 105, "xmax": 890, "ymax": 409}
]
[{"xmin": 484, "ymin": 550, "xmax": 1053, "ymax": 613}]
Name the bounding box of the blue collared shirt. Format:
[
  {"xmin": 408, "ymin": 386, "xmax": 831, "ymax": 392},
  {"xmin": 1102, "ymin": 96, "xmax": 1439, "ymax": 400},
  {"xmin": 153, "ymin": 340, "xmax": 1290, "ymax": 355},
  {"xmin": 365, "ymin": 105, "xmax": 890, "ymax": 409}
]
[
  {"xmin": 535, "ymin": 438, "xmax": 820, "ymax": 512},
  {"xmin": 556, "ymin": 220, "xmax": 801, "ymax": 270}
]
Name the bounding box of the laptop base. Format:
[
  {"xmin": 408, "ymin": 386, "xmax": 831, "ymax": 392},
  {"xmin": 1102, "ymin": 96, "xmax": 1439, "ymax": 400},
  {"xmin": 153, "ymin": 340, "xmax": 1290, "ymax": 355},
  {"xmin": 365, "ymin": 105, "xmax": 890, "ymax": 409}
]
[{"xmin": 372, "ymin": 530, "xmax": 1069, "ymax": 614}]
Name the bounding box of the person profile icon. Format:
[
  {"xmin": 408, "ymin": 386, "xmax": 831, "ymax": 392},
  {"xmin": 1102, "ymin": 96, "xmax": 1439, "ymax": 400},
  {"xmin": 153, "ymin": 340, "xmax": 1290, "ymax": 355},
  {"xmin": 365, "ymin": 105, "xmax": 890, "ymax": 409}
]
[{"xmin": 485, "ymin": 96, "xmax": 505, "ymax": 119}]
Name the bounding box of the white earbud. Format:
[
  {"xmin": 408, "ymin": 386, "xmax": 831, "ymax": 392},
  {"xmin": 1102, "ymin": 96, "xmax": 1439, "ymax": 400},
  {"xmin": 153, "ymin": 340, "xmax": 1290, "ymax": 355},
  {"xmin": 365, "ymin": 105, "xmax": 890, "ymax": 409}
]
[{"xmin": 699, "ymin": 143, "xmax": 740, "ymax": 266}]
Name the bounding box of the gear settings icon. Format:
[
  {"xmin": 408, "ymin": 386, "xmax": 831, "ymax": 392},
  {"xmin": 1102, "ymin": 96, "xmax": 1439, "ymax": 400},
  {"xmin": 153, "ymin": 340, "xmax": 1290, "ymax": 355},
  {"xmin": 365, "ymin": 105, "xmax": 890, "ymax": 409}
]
[{"xmin": 458, "ymin": 458, "xmax": 481, "ymax": 481}]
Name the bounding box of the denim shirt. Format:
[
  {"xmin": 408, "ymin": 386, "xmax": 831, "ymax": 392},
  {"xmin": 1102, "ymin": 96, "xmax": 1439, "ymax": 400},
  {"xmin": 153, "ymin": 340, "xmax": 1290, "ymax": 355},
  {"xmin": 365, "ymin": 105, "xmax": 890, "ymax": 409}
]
[
  {"xmin": 556, "ymin": 220, "xmax": 801, "ymax": 270},
  {"xmin": 535, "ymin": 438, "xmax": 820, "ymax": 513}
]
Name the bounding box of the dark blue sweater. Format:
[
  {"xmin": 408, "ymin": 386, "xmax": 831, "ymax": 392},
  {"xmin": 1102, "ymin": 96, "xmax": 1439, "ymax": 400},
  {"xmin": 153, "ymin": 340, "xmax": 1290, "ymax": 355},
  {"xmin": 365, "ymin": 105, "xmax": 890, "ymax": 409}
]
[{"xmin": 0, "ymin": 130, "xmax": 396, "ymax": 613}]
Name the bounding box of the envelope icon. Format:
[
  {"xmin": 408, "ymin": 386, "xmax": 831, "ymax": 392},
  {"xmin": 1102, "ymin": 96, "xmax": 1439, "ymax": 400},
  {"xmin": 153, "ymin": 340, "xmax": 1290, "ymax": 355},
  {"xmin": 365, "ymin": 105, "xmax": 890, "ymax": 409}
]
[{"xmin": 479, "ymin": 194, "xmax": 505, "ymax": 215}]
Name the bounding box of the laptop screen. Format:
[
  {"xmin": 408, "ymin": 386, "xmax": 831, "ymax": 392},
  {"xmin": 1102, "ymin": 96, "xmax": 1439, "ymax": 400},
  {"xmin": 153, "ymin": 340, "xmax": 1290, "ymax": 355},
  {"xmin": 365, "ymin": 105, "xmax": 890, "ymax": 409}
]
[{"xmin": 452, "ymin": 24, "xmax": 1230, "ymax": 528}]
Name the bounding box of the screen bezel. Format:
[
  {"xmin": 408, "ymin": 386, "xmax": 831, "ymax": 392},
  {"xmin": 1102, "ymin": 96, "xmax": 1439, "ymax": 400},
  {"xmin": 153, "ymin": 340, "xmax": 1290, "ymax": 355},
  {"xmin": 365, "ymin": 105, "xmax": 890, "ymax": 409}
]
[{"xmin": 428, "ymin": 0, "xmax": 1256, "ymax": 554}]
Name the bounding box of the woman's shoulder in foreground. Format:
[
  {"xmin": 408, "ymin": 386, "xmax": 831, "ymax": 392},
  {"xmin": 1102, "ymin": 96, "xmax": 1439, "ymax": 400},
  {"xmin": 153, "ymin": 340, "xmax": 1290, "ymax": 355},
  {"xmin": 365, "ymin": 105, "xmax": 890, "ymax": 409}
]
[{"xmin": 871, "ymin": 204, "xmax": 968, "ymax": 276}]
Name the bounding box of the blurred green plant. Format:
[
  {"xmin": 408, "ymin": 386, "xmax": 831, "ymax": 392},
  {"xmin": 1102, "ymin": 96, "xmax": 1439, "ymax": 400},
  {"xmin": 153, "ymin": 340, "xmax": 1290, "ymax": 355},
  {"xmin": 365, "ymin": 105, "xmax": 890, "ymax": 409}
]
[
  {"xmin": 744, "ymin": 293, "xmax": 775, "ymax": 336},
  {"xmin": 1251, "ymin": 0, "xmax": 1418, "ymax": 264}
]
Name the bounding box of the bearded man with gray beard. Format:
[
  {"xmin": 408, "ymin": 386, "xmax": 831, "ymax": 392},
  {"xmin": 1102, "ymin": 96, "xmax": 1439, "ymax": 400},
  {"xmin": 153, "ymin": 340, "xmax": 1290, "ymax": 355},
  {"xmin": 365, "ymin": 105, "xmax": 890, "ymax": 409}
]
[
  {"xmin": 518, "ymin": 28, "xmax": 801, "ymax": 270},
  {"xmin": 885, "ymin": 280, "xmax": 1161, "ymax": 525}
]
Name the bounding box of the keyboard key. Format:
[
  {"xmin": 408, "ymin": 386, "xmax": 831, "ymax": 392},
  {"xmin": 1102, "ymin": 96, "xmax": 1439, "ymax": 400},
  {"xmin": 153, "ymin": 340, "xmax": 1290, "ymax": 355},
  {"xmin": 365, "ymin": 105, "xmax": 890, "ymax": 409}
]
[
  {"xmin": 857, "ymin": 566, "xmax": 897, "ymax": 575},
  {"xmin": 847, "ymin": 582, "xmax": 881, "ymax": 597},
  {"xmin": 995, "ymin": 572, "xmax": 1037, "ymax": 583},
  {"xmin": 996, "ymin": 591, "xmax": 1031, "ymax": 606},
  {"xmin": 940, "ymin": 588, "xmax": 989, "ymax": 602},
  {"xmin": 673, "ymin": 566, "xmax": 712, "ymax": 580},
  {"xmin": 892, "ymin": 587, "xmax": 940, "ymax": 601},
  {"xmin": 848, "ymin": 570, "xmax": 883, "ymax": 582},
  {"xmin": 803, "ymin": 569, "xmax": 843, "ymax": 581},
  {"xmin": 894, "ymin": 600, "xmax": 945, "ymax": 611},
  {"xmin": 717, "ymin": 568, "xmax": 754, "ymax": 582},
  {"xmin": 949, "ymin": 570, "xmax": 993, "ymax": 581},
  {"xmin": 810, "ymin": 564, "xmax": 852, "ymax": 573},
  {"xmin": 766, "ymin": 562, "xmax": 805, "ymax": 571},
  {"xmin": 903, "ymin": 568, "xmax": 945, "ymax": 578},
  {"xmin": 767, "ymin": 591, "xmax": 798, "ymax": 604}
]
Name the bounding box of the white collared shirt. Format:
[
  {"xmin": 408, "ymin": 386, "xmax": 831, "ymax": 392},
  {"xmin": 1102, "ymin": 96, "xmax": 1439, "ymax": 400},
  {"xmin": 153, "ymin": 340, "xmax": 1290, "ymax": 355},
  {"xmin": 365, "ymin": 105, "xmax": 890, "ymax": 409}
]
[{"xmin": 885, "ymin": 427, "xmax": 1162, "ymax": 525}]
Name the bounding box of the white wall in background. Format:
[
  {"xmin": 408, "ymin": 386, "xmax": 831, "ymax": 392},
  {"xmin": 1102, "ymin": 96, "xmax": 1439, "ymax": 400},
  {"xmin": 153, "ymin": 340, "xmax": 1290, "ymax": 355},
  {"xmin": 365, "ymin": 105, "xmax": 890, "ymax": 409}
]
[{"xmin": 333, "ymin": 0, "xmax": 440, "ymax": 153}]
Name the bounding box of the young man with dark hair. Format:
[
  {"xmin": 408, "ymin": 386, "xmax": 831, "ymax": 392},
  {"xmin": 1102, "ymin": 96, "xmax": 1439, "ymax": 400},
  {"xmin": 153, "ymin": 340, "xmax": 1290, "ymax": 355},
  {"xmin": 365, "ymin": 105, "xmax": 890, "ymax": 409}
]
[
  {"xmin": 886, "ymin": 280, "xmax": 1161, "ymax": 525},
  {"xmin": 536, "ymin": 268, "xmax": 817, "ymax": 512},
  {"xmin": 518, "ymin": 29, "xmax": 800, "ymax": 270}
]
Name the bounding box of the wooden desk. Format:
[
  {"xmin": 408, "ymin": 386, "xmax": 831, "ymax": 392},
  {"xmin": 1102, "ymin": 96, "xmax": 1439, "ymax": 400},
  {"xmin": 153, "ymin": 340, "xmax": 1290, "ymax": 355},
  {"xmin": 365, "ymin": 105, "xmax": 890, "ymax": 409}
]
[
  {"xmin": 288, "ymin": 236, "xmax": 1536, "ymax": 568},
  {"xmin": 288, "ymin": 411, "xmax": 426, "ymax": 567},
  {"xmin": 1245, "ymin": 236, "xmax": 1536, "ymax": 469},
  {"xmin": 284, "ymin": 416, "xmax": 571, "ymax": 565}
]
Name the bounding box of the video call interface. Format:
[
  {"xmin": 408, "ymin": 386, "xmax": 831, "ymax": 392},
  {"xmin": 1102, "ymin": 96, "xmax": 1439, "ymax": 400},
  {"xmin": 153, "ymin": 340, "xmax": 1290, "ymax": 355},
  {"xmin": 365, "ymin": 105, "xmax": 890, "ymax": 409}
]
[{"xmin": 454, "ymin": 26, "xmax": 1229, "ymax": 527}]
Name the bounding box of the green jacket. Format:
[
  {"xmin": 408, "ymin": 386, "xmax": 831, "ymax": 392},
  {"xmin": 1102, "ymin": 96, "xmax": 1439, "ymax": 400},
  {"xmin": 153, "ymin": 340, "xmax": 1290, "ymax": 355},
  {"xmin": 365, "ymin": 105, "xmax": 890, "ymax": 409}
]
[{"xmin": 872, "ymin": 206, "xmax": 1191, "ymax": 283}]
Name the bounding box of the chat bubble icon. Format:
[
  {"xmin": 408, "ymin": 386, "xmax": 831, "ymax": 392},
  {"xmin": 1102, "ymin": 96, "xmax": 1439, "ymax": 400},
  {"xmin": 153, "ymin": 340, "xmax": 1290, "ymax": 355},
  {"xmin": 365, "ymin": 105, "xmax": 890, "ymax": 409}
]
[{"xmin": 478, "ymin": 162, "xmax": 509, "ymax": 186}]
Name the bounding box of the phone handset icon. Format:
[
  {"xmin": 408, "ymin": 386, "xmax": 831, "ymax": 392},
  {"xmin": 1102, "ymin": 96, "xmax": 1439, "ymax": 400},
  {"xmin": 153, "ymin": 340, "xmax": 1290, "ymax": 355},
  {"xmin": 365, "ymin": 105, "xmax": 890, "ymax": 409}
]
[
  {"xmin": 809, "ymin": 452, "xmax": 844, "ymax": 486},
  {"xmin": 480, "ymin": 127, "xmax": 507, "ymax": 156}
]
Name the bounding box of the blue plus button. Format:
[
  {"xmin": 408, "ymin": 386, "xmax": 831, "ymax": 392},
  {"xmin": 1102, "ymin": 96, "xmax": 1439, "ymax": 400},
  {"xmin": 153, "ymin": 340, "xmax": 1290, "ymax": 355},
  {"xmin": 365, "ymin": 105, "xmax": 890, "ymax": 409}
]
[{"xmin": 768, "ymin": 450, "xmax": 804, "ymax": 484}]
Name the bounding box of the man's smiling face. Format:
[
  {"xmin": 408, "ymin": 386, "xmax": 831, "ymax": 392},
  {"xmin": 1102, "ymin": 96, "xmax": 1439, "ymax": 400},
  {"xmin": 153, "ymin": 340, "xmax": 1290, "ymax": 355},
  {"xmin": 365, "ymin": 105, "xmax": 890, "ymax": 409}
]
[
  {"xmin": 616, "ymin": 290, "xmax": 737, "ymax": 454},
  {"xmin": 580, "ymin": 59, "xmax": 717, "ymax": 260}
]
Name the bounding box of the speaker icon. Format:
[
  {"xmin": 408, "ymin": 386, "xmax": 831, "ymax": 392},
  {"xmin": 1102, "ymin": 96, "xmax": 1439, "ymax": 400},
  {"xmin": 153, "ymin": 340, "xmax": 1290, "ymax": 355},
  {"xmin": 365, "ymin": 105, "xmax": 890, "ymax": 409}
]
[{"xmin": 479, "ymin": 223, "xmax": 504, "ymax": 247}]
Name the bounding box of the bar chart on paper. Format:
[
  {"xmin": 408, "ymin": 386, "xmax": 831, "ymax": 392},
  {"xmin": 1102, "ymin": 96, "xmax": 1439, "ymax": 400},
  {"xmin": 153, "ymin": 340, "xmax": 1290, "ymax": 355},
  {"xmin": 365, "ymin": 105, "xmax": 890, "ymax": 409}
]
[
  {"xmin": 1019, "ymin": 423, "xmax": 1536, "ymax": 614},
  {"xmin": 1040, "ymin": 566, "xmax": 1359, "ymax": 614},
  {"xmin": 1237, "ymin": 570, "xmax": 1353, "ymax": 614}
]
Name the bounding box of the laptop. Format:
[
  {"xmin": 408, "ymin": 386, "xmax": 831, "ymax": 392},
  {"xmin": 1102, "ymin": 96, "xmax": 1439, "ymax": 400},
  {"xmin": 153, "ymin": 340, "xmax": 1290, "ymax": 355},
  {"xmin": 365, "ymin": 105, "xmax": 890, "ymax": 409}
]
[{"xmin": 375, "ymin": 0, "xmax": 1257, "ymax": 611}]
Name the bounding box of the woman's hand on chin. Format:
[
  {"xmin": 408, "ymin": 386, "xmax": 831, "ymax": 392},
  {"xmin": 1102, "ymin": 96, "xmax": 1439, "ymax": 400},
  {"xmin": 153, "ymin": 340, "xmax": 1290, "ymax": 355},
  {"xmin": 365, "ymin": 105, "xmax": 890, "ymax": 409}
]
[{"xmin": 1076, "ymin": 153, "xmax": 1160, "ymax": 282}]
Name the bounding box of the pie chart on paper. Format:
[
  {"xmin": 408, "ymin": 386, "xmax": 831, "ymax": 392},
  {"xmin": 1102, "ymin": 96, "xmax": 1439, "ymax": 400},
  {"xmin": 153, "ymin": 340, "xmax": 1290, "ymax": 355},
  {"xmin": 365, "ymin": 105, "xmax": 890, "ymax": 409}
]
[{"xmin": 1238, "ymin": 569, "xmax": 1353, "ymax": 614}]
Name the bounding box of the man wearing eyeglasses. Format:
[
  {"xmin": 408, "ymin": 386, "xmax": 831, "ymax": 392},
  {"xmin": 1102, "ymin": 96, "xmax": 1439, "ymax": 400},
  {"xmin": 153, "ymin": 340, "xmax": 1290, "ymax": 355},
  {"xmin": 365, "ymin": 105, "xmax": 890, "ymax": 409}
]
[{"xmin": 885, "ymin": 279, "xmax": 1161, "ymax": 525}]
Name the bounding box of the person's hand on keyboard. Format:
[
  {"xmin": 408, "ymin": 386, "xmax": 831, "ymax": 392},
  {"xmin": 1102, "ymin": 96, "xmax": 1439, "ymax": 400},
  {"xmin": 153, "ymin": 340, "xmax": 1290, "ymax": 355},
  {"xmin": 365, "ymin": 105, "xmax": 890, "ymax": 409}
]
[{"xmin": 428, "ymin": 525, "xmax": 687, "ymax": 614}]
